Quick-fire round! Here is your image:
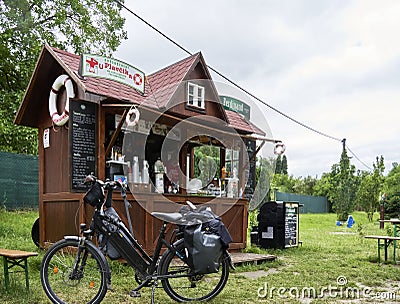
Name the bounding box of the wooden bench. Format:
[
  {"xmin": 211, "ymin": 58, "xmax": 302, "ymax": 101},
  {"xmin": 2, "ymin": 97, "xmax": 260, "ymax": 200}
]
[
  {"xmin": 0, "ymin": 248, "xmax": 38, "ymax": 292},
  {"xmin": 364, "ymin": 235, "xmax": 400, "ymax": 263}
]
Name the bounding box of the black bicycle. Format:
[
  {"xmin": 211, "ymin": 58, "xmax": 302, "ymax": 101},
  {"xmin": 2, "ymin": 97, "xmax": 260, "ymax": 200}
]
[{"xmin": 40, "ymin": 174, "xmax": 233, "ymax": 303}]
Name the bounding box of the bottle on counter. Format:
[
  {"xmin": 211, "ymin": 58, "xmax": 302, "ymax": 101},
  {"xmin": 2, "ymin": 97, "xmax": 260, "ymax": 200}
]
[
  {"xmin": 132, "ymin": 156, "xmax": 139, "ymax": 183},
  {"xmin": 142, "ymin": 160, "xmax": 149, "ymax": 184},
  {"xmin": 154, "ymin": 158, "xmax": 165, "ymax": 193}
]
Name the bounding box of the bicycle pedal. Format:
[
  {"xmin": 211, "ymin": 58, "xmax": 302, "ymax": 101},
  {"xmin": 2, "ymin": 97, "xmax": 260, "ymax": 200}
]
[{"xmin": 129, "ymin": 290, "xmax": 141, "ymax": 298}]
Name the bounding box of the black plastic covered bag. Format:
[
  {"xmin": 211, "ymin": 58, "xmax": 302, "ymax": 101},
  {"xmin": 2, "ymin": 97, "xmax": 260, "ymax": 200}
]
[
  {"xmin": 184, "ymin": 224, "xmax": 222, "ymax": 274},
  {"xmin": 181, "ymin": 207, "xmax": 233, "ymax": 274}
]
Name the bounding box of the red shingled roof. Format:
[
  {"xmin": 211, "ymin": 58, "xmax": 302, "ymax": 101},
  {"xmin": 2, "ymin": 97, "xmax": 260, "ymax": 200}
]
[
  {"xmin": 52, "ymin": 47, "xmax": 199, "ymax": 108},
  {"xmin": 52, "ymin": 47, "xmax": 263, "ymax": 135},
  {"xmin": 225, "ymin": 110, "xmax": 266, "ymax": 135},
  {"xmin": 145, "ymin": 54, "xmax": 199, "ymax": 108}
]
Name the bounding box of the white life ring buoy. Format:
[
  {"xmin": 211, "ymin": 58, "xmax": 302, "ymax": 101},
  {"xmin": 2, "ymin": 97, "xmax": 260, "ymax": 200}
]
[
  {"xmin": 49, "ymin": 74, "xmax": 75, "ymax": 126},
  {"xmin": 126, "ymin": 107, "xmax": 140, "ymax": 127},
  {"xmin": 133, "ymin": 73, "xmax": 143, "ymax": 86},
  {"xmin": 274, "ymin": 142, "xmax": 286, "ymax": 155}
]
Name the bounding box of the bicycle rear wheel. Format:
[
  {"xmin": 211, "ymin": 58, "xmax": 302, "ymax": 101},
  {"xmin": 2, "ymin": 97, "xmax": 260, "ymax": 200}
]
[
  {"xmin": 40, "ymin": 238, "xmax": 108, "ymax": 304},
  {"xmin": 158, "ymin": 241, "xmax": 229, "ymax": 302}
]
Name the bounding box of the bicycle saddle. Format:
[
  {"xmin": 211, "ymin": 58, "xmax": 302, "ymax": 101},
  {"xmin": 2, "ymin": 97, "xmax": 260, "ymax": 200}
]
[{"xmin": 151, "ymin": 212, "xmax": 183, "ymax": 223}]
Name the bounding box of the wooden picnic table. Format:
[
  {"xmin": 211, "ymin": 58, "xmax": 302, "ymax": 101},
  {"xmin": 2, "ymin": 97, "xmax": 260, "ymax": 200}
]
[
  {"xmin": 365, "ymin": 235, "xmax": 400, "ymax": 263},
  {"xmin": 379, "ymin": 219, "xmax": 400, "ymax": 259}
]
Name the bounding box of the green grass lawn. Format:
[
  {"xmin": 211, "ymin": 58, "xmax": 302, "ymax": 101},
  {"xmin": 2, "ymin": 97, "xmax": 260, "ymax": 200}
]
[{"xmin": 1, "ymin": 209, "xmax": 400, "ymax": 303}]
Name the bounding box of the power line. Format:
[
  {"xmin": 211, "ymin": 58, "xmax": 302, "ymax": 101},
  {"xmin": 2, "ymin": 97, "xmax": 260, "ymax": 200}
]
[
  {"xmin": 114, "ymin": 0, "xmax": 341, "ymax": 143},
  {"xmin": 113, "ymin": 0, "xmax": 372, "ymax": 171},
  {"xmin": 346, "ymin": 145, "xmax": 373, "ymax": 171}
]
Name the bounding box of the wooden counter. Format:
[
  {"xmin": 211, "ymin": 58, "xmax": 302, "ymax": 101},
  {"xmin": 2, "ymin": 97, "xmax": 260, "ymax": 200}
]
[
  {"xmin": 42, "ymin": 191, "xmax": 248, "ymax": 254},
  {"xmin": 107, "ymin": 193, "xmax": 249, "ymax": 254}
]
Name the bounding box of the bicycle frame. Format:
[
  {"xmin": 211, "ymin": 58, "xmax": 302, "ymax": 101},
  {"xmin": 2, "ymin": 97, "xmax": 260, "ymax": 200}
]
[{"xmin": 89, "ymin": 200, "xmax": 186, "ymax": 285}]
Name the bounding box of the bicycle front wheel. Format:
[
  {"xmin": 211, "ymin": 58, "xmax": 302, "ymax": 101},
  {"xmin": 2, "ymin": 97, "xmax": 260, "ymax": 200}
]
[
  {"xmin": 40, "ymin": 238, "xmax": 108, "ymax": 304},
  {"xmin": 158, "ymin": 241, "xmax": 229, "ymax": 302}
]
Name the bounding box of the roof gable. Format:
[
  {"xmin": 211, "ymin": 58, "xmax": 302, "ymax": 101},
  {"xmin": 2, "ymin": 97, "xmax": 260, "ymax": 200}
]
[{"xmin": 15, "ymin": 46, "xmax": 263, "ymax": 135}]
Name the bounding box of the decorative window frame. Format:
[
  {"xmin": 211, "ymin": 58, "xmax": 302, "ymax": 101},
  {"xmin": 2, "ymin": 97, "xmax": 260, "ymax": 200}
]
[
  {"xmin": 186, "ymin": 82, "xmax": 205, "ymax": 110},
  {"xmin": 225, "ymin": 148, "xmax": 240, "ymax": 177}
]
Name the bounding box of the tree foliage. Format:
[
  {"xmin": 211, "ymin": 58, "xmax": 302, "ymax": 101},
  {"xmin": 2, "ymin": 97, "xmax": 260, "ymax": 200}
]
[
  {"xmin": 274, "ymin": 154, "xmax": 288, "ymax": 175},
  {"xmin": 271, "ymin": 173, "xmax": 297, "ymax": 193},
  {"xmin": 281, "ymin": 155, "xmax": 288, "ymax": 175},
  {"xmin": 355, "ymin": 156, "xmax": 385, "ymax": 221},
  {"xmin": 329, "ymin": 149, "xmax": 358, "ymax": 221},
  {"xmin": 253, "ymin": 156, "xmax": 275, "ymax": 208},
  {"xmin": 275, "ymin": 155, "xmax": 282, "ymax": 174},
  {"xmin": 0, "ymin": 0, "xmax": 127, "ymax": 154},
  {"xmin": 0, "ymin": 91, "xmax": 38, "ymax": 154},
  {"xmin": 384, "ymin": 163, "xmax": 400, "ymax": 218}
]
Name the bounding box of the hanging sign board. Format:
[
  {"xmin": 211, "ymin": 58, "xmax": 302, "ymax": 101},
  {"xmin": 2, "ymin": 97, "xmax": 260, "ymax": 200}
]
[
  {"xmin": 80, "ymin": 54, "xmax": 145, "ymax": 93},
  {"xmin": 219, "ymin": 95, "xmax": 251, "ymax": 120}
]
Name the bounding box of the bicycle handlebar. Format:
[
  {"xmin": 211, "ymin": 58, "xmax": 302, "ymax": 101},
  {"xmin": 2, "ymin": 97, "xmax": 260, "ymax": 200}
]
[{"xmin": 84, "ymin": 174, "xmax": 127, "ymax": 209}]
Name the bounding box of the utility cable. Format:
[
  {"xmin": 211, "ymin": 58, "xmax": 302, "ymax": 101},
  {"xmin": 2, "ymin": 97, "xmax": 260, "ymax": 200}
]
[
  {"xmin": 113, "ymin": 0, "xmax": 341, "ymax": 143},
  {"xmin": 113, "ymin": 0, "xmax": 372, "ymax": 170},
  {"xmin": 346, "ymin": 145, "xmax": 372, "ymax": 171}
]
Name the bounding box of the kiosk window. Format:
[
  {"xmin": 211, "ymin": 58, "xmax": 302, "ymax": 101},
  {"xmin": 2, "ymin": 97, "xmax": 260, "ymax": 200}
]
[{"xmin": 225, "ymin": 148, "xmax": 239, "ymax": 177}]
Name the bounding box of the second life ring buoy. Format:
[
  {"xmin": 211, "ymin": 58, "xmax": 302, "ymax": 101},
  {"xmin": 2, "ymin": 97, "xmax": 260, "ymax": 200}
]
[
  {"xmin": 49, "ymin": 74, "xmax": 75, "ymax": 126},
  {"xmin": 133, "ymin": 73, "xmax": 143, "ymax": 86},
  {"xmin": 274, "ymin": 142, "xmax": 286, "ymax": 155},
  {"xmin": 125, "ymin": 107, "xmax": 140, "ymax": 127}
]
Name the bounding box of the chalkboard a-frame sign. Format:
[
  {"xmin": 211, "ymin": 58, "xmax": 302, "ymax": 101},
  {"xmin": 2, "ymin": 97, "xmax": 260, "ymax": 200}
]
[
  {"xmin": 70, "ymin": 100, "xmax": 97, "ymax": 191},
  {"xmin": 285, "ymin": 202, "xmax": 299, "ymax": 248}
]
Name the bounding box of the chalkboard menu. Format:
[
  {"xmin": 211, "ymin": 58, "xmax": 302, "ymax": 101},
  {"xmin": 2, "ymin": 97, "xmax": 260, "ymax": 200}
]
[
  {"xmin": 285, "ymin": 202, "xmax": 299, "ymax": 248},
  {"xmin": 244, "ymin": 139, "xmax": 256, "ymax": 198},
  {"xmin": 70, "ymin": 100, "xmax": 97, "ymax": 191}
]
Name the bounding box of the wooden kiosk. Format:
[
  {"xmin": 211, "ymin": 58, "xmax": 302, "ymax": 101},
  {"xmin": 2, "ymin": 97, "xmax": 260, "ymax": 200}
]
[{"xmin": 15, "ymin": 45, "xmax": 268, "ymax": 253}]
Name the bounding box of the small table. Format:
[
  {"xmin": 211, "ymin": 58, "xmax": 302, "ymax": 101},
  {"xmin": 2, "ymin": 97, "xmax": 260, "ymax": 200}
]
[
  {"xmin": 379, "ymin": 219, "xmax": 400, "ymax": 260},
  {"xmin": 0, "ymin": 248, "xmax": 38, "ymax": 292},
  {"xmin": 365, "ymin": 235, "xmax": 400, "ymax": 263}
]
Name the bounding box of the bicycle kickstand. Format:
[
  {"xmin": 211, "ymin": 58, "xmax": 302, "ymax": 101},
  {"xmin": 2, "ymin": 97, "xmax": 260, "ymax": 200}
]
[
  {"xmin": 151, "ymin": 279, "xmax": 158, "ymax": 304},
  {"xmin": 129, "ymin": 278, "xmax": 151, "ymax": 298}
]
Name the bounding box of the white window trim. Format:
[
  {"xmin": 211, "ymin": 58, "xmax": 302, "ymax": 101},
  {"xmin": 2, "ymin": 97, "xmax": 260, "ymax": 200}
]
[{"xmin": 187, "ymin": 82, "xmax": 205, "ymax": 109}]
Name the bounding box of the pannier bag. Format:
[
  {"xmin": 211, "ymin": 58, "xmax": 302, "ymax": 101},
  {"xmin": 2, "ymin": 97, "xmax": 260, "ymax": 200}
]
[
  {"xmin": 184, "ymin": 223, "xmax": 222, "ymax": 274},
  {"xmin": 182, "ymin": 208, "xmax": 233, "ymax": 274}
]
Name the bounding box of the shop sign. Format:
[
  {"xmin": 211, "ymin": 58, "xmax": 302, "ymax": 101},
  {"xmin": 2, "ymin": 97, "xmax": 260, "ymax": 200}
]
[
  {"xmin": 80, "ymin": 54, "xmax": 145, "ymax": 93},
  {"xmin": 219, "ymin": 95, "xmax": 251, "ymax": 120}
]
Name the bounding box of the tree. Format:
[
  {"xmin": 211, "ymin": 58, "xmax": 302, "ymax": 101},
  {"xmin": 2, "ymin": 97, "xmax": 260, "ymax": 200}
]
[
  {"xmin": 293, "ymin": 175, "xmax": 317, "ymax": 196},
  {"xmin": 275, "ymin": 155, "xmax": 282, "ymax": 174},
  {"xmin": 271, "ymin": 173, "xmax": 297, "ymax": 193},
  {"xmin": 253, "ymin": 156, "xmax": 275, "ymax": 208},
  {"xmin": 0, "ymin": 91, "xmax": 38, "ymax": 154},
  {"xmin": 0, "ymin": 0, "xmax": 127, "ymax": 154},
  {"xmin": 355, "ymin": 156, "xmax": 385, "ymax": 221},
  {"xmin": 385, "ymin": 163, "xmax": 400, "ymax": 218},
  {"xmin": 281, "ymin": 155, "xmax": 288, "ymax": 175},
  {"xmin": 193, "ymin": 145, "xmax": 220, "ymax": 183},
  {"xmin": 330, "ymin": 147, "xmax": 358, "ymax": 221}
]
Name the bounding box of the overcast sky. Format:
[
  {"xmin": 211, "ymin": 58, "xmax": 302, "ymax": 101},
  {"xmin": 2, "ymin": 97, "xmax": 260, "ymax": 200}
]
[{"xmin": 115, "ymin": 0, "xmax": 400, "ymax": 178}]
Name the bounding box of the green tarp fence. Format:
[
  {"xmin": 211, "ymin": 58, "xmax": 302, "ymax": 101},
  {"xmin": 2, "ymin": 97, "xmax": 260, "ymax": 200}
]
[
  {"xmin": 0, "ymin": 151, "xmax": 38, "ymax": 209},
  {"xmin": 276, "ymin": 191, "xmax": 329, "ymax": 213}
]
